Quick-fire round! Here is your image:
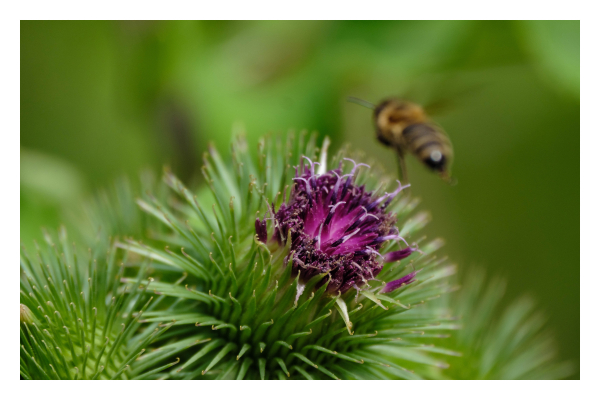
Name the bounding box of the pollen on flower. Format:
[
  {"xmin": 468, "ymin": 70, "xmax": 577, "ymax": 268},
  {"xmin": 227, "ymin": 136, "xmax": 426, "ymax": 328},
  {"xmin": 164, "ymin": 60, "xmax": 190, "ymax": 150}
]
[{"xmin": 256, "ymin": 156, "xmax": 412, "ymax": 294}]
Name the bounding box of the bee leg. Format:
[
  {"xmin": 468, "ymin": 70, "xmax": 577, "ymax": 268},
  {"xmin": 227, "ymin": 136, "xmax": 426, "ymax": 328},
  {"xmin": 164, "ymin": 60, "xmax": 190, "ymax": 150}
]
[
  {"xmin": 395, "ymin": 153, "xmax": 413, "ymax": 195},
  {"xmin": 396, "ymin": 153, "xmax": 409, "ymax": 186}
]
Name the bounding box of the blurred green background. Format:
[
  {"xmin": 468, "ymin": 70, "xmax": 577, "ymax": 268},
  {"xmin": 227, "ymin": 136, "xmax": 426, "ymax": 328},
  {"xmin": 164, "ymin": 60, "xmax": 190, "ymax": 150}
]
[{"xmin": 21, "ymin": 21, "xmax": 579, "ymax": 375}]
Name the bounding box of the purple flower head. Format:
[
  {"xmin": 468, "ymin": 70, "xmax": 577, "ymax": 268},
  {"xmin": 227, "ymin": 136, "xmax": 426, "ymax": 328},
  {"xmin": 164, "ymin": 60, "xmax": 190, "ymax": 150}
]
[{"xmin": 256, "ymin": 156, "xmax": 411, "ymax": 294}]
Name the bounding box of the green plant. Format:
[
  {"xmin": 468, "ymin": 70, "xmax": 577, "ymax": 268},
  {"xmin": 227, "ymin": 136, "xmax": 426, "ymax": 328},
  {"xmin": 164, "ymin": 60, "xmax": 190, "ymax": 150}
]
[
  {"xmin": 20, "ymin": 133, "xmax": 571, "ymax": 379},
  {"xmin": 20, "ymin": 228, "xmax": 177, "ymax": 380}
]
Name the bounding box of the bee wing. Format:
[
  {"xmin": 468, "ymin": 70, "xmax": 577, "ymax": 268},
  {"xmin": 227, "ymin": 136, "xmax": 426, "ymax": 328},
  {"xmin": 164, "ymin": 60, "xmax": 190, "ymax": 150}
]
[
  {"xmin": 346, "ymin": 96, "xmax": 377, "ymax": 110},
  {"xmin": 397, "ymin": 72, "xmax": 484, "ymax": 116},
  {"xmin": 423, "ymin": 83, "xmax": 484, "ymax": 116}
]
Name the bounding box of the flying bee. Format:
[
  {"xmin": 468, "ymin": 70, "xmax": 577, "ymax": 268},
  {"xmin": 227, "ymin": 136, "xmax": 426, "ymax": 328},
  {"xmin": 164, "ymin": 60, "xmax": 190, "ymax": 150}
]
[{"xmin": 348, "ymin": 96, "xmax": 454, "ymax": 184}]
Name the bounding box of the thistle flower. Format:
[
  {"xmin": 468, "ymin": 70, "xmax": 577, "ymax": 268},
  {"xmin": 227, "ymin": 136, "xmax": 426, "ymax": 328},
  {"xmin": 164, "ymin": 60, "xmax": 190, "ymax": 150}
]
[
  {"xmin": 256, "ymin": 156, "xmax": 415, "ymax": 296},
  {"xmin": 107, "ymin": 133, "xmax": 458, "ymax": 379}
]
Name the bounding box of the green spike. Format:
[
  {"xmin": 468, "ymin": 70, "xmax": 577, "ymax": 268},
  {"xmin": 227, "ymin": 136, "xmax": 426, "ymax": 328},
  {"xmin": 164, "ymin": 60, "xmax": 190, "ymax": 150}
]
[
  {"xmin": 335, "ymin": 298, "xmax": 353, "ymax": 335},
  {"xmin": 317, "ymin": 365, "xmax": 340, "ymax": 380},
  {"xmin": 228, "ymin": 293, "xmax": 242, "ymax": 323},
  {"xmin": 258, "ymin": 358, "xmax": 266, "ymax": 380},
  {"xmin": 361, "ymin": 291, "xmax": 388, "ymax": 310},
  {"xmin": 133, "ymin": 358, "xmax": 180, "ymax": 380},
  {"xmin": 90, "ymin": 366, "xmax": 105, "ymax": 380},
  {"xmin": 177, "ymin": 339, "xmax": 223, "ymax": 372},
  {"xmin": 48, "ymin": 364, "xmax": 61, "ymax": 380},
  {"xmin": 304, "ymin": 345, "xmax": 337, "ymax": 355},
  {"xmin": 215, "ymin": 360, "xmax": 239, "ymax": 380},
  {"xmin": 236, "ymin": 358, "xmax": 252, "ymax": 380},
  {"xmin": 275, "ymin": 340, "xmax": 293, "ymax": 350},
  {"xmin": 276, "ymin": 370, "xmax": 287, "ymax": 380},
  {"xmin": 202, "ymin": 343, "xmax": 237, "ymax": 375},
  {"xmin": 111, "ymin": 349, "xmax": 145, "ymax": 379},
  {"xmin": 212, "ymin": 323, "xmax": 237, "ymax": 332},
  {"xmin": 305, "ymin": 309, "xmax": 332, "ymax": 330},
  {"xmin": 274, "ymin": 357, "xmax": 290, "ymax": 377},
  {"xmin": 287, "ymin": 329, "xmax": 312, "ymax": 342},
  {"xmin": 236, "ymin": 343, "xmax": 251, "ymax": 360},
  {"xmin": 293, "ymin": 365, "xmax": 314, "ymax": 380},
  {"xmin": 253, "ymin": 319, "xmax": 274, "ymax": 343},
  {"xmin": 240, "ymin": 293, "xmax": 256, "ymax": 326},
  {"xmin": 291, "ymin": 352, "xmax": 318, "ymax": 369}
]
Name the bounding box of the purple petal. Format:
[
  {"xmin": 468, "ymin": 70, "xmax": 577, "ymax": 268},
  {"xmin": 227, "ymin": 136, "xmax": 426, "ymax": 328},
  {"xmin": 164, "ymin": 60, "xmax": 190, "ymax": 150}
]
[
  {"xmin": 384, "ymin": 247, "xmax": 416, "ymax": 263},
  {"xmin": 381, "ymin": 270, "xmax": 419, "ymax": 293}
]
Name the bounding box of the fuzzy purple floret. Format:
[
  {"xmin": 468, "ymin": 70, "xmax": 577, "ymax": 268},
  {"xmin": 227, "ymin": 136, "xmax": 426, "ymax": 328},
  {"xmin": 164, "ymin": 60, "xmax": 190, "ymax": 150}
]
[
  {"xmin": 256, "ymin": 157, "xmax": 411, "ymax": 294},
  {"xmin": 380, "ymin": 270, "xmax": 419, "ymax": 294},
  {"xmin": 255, "ymin": 218, "xmax": 268, "ymax": 244},
  {"xmin": 384, "ymin": 247, "xmax": 416, "ymax": 263}
]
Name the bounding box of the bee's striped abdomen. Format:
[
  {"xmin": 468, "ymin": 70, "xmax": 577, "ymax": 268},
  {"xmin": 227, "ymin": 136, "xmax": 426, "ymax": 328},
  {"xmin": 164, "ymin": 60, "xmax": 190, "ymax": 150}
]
[{"xmin": 403, "ymin": 123, "xmax": 452, "ymax": 172}]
